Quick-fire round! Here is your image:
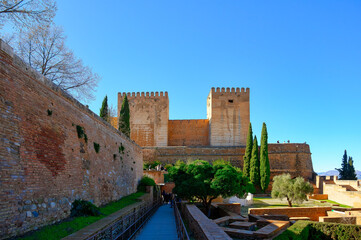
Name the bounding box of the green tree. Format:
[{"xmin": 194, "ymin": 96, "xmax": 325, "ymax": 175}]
[
  {"xmin": 99, "ymin": 95, "xmax": 109, "ymax": 122},
  {"xmin": 271, "ymin": 174, "xmax": 313, "ymax": 207},
  {"xmin": 260, "ymin": 123, "xmax": 270, "ymax": 192},
  {"xmin": 250, "ymin": 136, "xmax": 260, "ymax": 188},
  {"xmin": 169, "ymin": 160, "xmax": 253, "ymax": 217},
  {"xmin": 347, "ymin": 157, "xmax": 357, "ymax": 180},
  {"xmin": 119, "ymin": 94, "xmax": 130, "ymax": 137},
  {"xmin": 336, "ymin": 150, "xmax": 354, "ymax": 180},
  {"xmin": 243, "ymin": 123, "xmax": 253, "ymax": 178}
]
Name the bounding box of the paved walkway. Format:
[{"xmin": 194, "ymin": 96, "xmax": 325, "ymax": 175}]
[{"xmin": 135, "ymin": 204, "xmax": 178, "ymax": 240}]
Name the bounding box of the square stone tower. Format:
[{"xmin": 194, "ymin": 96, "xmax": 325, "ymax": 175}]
[
  {"xmin": 207, "ymin": 87, "xmax": 250, "ymax": 146},
  {"xmin": 118, "ymin": 92, "xmax": 169, "ymax": 147}
]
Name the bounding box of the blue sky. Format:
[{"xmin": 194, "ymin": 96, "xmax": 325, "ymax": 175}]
[{"xmin": 19, "ymin": 1, "xmax": 361, "ymax": 171}]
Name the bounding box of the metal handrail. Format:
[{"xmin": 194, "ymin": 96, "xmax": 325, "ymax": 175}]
[
  {"xmin": 83, "ymin": 198, "xmax": 161, "ymax": 240},
  {"xmin": 174, "ymin": 203, "xmax": 190, "ymax": 240}
]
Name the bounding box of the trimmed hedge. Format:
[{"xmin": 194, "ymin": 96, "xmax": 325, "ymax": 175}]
[
  {"xmin": 137, "ymin": 176, "xmax": 156, "ymax": 192},
  {"xmin": 275, "ymin": 220, "xmax": 361, "ymax": 240}
]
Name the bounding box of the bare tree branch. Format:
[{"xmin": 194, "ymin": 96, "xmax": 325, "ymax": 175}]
[
  {"xmin": 0, "ymin": 0, "xmax": 56, "ymax": 30},
  {"xmin": 17, "ymin": 25, "xmax": 100, "ymax": 102}
]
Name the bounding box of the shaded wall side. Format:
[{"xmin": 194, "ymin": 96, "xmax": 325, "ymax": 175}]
[
  {"xmin": 168, "ymin": 119, "xmax": 209, "ymax": 146},
  {"xmin": 143, "ymin": 143, "xmax": 314, "ymax": 180},
  {"xmin": 118, "ymin": 93, "xmax": 169, "ymax": 147},
  {"xmin": 0, "ymin": 42, "xmax": 143, "ymax": 238}
]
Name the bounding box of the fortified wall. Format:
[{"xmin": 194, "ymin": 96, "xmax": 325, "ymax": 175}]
[
  {"xmin": 0, "ymin": 40, "xmax": 143, "ymax": 239},
  {"xmin": 117, "ymin": 88, "xmax": 315, "ymax": 181}
]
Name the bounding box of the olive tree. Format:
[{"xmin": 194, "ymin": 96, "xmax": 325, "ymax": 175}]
[{"xmin": 271, "ymin": 174, "xmax": 313, "ymax": 207}]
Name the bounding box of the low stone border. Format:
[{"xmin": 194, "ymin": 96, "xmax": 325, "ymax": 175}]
[{"xmin": 182, "ymin": 204, "xmax": 232, "ymax": 240}]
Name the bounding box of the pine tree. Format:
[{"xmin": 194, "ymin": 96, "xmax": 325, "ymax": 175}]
[
  {"xmin": 99, "ymin": 95, "xmax": 109, "ymax": 122},
  {"xmin": 119, "ymin": 95, "xmax": 130, "ymax": 137},
  {"xmin": 260, "ymin": 122, "xmax": 270, "ymax": 192},
  {"xmin": 347, "ymin": 157, "xmax": 357, "ymax": 180},
  {"xmin": 243, "ymin": 123, "xmax": 253, "ymax": 178},
  {"xmin": 250, "ymin": 136, "xmax": 260, "ymax": 187},
  {"xmin": 336, "ymin": 150, "xmax": 348, "ymax": 179}
]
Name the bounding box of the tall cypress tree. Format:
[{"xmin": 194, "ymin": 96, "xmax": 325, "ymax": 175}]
[
  {"xmin": 336, "ymin": 150, "xmax": 348, "ymax": 179},
  {"xmin": 243, "ymin": 123, "xmax": 253, "ymax": 178},
  {"xmin": 347, "ymin": 157, "xmax": 357, "ymax": 180},
  {"xmin": 260, "ymin": 122, "xmax": 270, "ymax": 192},
  {"xmin": 250, "ymin": 136, "xmax": 260, "ymax": 187},
  {"xmin": 119, "ymin": 95, "xmax": 130, "ymax": 137},
  {"xmin": 99, "ymin": 95, "xmax": 109, "ymax": 122}
]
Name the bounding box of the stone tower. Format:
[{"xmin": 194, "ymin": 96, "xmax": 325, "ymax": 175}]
[
  {"xmin": 118, "ymin": 92, "xmax": 169, "ymax": 147},
  {"xmin": 207, "ymin": 87, "xmax": 250, "ymax": 146}
]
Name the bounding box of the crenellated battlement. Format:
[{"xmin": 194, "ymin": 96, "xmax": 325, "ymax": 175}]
[
  {"xmin": 118, "ymin": 91, "xmax": 168, "ymax": 98},
  {"xmin": 210, "ymin": 87, "xmax": 250, "ymax": 95}
]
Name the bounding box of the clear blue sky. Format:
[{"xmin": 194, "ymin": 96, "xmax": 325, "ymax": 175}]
[{"xmin": 48, "ymin": 1, "xmax": 361, "ymax": 172}]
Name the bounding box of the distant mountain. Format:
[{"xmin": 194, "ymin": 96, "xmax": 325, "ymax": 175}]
[{"xmin": 317, "ymin": 170, "xmax": 361, "ymax": 179}]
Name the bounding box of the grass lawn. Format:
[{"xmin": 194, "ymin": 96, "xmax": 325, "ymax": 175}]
[
  {"xmin": 19, "ymin": 192, "xmax": 145, "ymax": 240},
  {"xmin": 322, "ymin": 199, "xmax": 352, "ymax": 208},
  {"xmin": 241, "ymin": 197, "xmax": 350, "ymax": 215}
]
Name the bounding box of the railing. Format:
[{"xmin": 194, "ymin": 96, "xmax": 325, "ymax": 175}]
[
  {"xmin": 82, "ymin": 198, "xmax": 161, "ymax": 240},
  {"xmin": 174, "ymin": 203, "xmax": 190, "ymax": 240}
]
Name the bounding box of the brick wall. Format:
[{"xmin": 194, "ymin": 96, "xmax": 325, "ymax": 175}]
[
  {"xmin": 143, "ymin": 143, "xmax": 314, "ymax": 180},
  {"xmin": 249, "ymin": 207, "xmax": 331, "ymax": 221},
  {"xmin": 168, "ymin": 119, "xmax": 209, "ymax": 146},
  {"xmin": 143, "ymin": 170, "xmax": 164, "ymax": 184},
  {"xmin": 118, "ymin": 92, "xmax": 169, "ymax": 147},
  {"xmin": 0, "ymin": 40, "xmax": 143, "ymax": 239}
]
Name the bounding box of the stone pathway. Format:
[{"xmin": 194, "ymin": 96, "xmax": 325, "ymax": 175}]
[{"xmin": 134, "ymin": 204, "xmax": 178, "ymax": 240}]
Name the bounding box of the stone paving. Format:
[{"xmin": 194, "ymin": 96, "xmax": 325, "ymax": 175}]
[{"xmin": 135, "ymin": 204, "xmax": 178, "ymax": 240}]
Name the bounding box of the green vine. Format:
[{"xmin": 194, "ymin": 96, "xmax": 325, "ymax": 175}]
[{"xmin": 93, "ymin": 142, "xmax": 100, "ymax": 153}]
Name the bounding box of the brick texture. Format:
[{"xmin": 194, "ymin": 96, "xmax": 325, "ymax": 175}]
[
  {"xmin": 168, "ymin": 119, "xmax": 209, "ymax": 146},
  {"xmin": 143, "ymin": 143, "xmax": 314, "ymax": 181},
  {"xmin": 0, "ymin": 40, "xmax": 143, "ymax": 239}
]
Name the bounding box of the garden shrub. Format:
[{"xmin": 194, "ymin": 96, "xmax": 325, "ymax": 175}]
[
  {"xmin": 93, "ymin": 142, "xmax": 100, "ymax": 153},
  {"xmin": 275, "ymin": 220, "xmax": 361, "ymax": 240},
  {"xmin": 137, "ymin": 176, "xmax": 156, "ymax": 192},
  {"xmin": 70, "ymin": 200, "xmax": 101, "ymax": 217},
  {"xmin": 76, "ymin": 125, "xmax": 85, "ymax": 138}
]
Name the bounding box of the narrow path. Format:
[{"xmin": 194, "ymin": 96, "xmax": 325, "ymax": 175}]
[{"xmin": 134, "ymin": 204, "xmax": 178, "ymax": 240}]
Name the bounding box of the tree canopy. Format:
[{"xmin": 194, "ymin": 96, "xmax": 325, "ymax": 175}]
[
  {"xmin": 169, "ymin": 160, "xmax": 254, "ymax": 216},
  {"xmin": 100, "ymin": 95, "xmax": 109, "ymax": 122},
  {"xmin": 336, "ymin": 150, "xmax": 357, "ymax": 180},
  {"xmin": 243, "ymin": 122, "xmax": 253, "ymax": 178},
  {"xmin": 119, "ymin": 95, "xmax": 130, "ymax": 137},
  {"xmin": 249, "ymin": 136, "xmax": 260, "ymax": 188},
  {"xmin": 260, "ymin": 122, "xmax": 270, "ymax": 192},
  {"xmin": 271, "ymin": 174, "xmax": 313, "ymax": 207}
]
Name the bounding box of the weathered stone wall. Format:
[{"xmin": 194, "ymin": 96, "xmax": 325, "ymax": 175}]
[
  {"xmin": 207, "ymin": 87, "xmax": 250, "ymax": 146},
  {"xmin": 168, "ymin": 119, "xmax": 209, "ymax": 146},
  {"xmin": 0, "ymin": 40, "xmax": 143, "ymax": 239},
  {"xmin": 118, "ymin": 92, "xmax": 169, "ymax": 147},
  {"xmin": 249, "ymin": 207, "xmax": 332, "ymax": 221},
  {"xmin": 143, "ymin": 143, "xmax": 314, "ymax": 180}
]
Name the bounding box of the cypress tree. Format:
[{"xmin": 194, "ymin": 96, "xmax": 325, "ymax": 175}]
[
  {"xmin": 250, "ymin": 136, "xmax": 260, "ymax": 187},
  {"xmin": 243, "ymin": 123, "xmax": 253, "ymax": 178},
  {"xmin": 119, "ymin": 95, "xmax": 130, "ymax": 137},
  {"xmin": 99, "ymin": 95, "xmax": 109, "ymax": 122},
  {"xmin": 347, "ymin": 157, "xmax": 357, "ymax": 180},
  {"xmin": 260, "ymin": 122, "xmax": 270, "ymax": 192},
  {"xmin": 336, "ymin": 150, "xmax": 348, "ymax": 179}
]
